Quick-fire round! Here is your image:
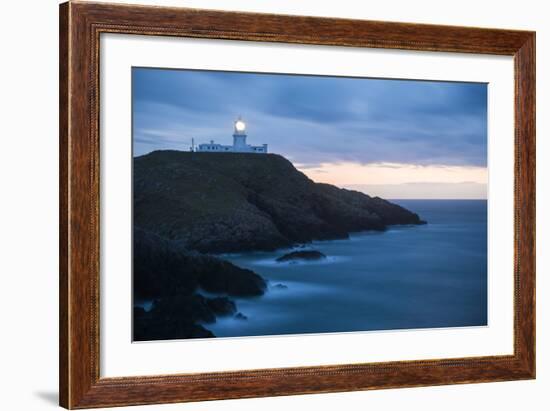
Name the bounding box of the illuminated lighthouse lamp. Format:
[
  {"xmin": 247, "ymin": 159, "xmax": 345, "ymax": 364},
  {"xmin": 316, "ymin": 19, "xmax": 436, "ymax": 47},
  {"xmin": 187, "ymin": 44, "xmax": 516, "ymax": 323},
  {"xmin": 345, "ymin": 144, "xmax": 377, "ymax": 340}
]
[{"xmin": 234, "ymin": 119, "xmax": 246, "ymax": 133}]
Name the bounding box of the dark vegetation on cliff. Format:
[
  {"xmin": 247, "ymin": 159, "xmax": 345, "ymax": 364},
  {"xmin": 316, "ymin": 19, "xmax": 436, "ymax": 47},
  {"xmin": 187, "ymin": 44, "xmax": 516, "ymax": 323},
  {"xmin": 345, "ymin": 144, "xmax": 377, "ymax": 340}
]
[{"xmin": 134, "ymin": 151, "xmax": 426, "ymax": 254}]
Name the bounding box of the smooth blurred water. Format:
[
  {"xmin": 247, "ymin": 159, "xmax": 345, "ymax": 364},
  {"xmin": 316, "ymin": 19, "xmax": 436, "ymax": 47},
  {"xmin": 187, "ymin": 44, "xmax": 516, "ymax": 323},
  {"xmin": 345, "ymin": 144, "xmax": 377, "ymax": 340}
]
[{"xmin": 209, "ymin": 200, "xmax": 488, "ymax": 338}]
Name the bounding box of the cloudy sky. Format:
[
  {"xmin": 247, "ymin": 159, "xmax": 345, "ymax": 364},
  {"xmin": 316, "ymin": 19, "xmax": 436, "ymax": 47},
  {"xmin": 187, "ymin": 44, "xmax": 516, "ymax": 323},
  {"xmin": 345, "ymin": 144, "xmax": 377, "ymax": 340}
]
[{"xmin": 133, "ymin": 67, "xmax": 487, "ymax": 199}]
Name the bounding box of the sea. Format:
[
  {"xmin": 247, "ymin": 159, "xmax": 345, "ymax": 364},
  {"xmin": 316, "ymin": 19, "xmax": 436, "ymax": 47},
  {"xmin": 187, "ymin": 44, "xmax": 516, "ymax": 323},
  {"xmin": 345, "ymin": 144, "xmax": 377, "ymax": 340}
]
[{"xmin": 208, "ymin": 199, "xmax": 488, "ymax": 338}]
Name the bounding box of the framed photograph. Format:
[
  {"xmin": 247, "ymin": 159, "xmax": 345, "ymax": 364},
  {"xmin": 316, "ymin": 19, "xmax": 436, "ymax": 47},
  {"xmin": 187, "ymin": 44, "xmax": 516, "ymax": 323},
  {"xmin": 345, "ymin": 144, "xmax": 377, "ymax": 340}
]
[{"xmin": 59, "ymin": 1, "xmax": 535, "ymax": 408}]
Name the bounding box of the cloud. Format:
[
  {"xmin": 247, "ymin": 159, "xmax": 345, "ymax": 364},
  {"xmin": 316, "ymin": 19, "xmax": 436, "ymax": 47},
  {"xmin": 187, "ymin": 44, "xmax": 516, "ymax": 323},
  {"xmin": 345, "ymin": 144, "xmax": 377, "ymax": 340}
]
[{"xmin": 132, "ymin": 68, "xmax": 488, "ymax": 170}]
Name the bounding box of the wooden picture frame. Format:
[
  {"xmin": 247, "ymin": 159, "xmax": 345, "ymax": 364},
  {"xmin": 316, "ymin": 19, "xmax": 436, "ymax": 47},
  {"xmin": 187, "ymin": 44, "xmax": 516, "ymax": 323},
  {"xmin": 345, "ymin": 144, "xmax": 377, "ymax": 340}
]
[{"xmin": 59, "ymin": 1, "xmax": 535, "ymax": 408}]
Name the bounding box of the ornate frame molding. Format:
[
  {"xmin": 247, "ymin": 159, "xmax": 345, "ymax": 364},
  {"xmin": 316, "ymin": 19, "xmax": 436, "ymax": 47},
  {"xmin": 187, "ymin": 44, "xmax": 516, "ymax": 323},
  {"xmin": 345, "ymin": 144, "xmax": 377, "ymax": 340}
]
[{"xmin": 59, "ymin": 1, "xmax": 535, "ymax": 408}]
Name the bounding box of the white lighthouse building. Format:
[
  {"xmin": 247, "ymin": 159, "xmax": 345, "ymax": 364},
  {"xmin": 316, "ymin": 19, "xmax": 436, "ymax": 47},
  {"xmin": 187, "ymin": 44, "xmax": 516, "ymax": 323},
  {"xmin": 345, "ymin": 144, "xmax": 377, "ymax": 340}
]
[{"xmin": 195, "ymin": 117, "xmax": 268, "ymax": 154}]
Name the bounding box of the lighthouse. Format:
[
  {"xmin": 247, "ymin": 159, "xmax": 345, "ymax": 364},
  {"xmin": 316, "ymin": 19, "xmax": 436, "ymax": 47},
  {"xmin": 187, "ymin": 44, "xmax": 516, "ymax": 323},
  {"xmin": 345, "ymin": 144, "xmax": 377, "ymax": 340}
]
[
  {"xmin": 233, "ymin": 117, "xmax": 247, "ymax": 150},
  {"xmin": 195, "ymin": 117, "xmax": 268, "ymax": 153}
]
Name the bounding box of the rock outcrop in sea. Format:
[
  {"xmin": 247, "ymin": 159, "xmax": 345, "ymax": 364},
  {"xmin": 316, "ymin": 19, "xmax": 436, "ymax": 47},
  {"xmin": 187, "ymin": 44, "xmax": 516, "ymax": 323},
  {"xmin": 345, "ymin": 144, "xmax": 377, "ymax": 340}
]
[{"xmin": 276, "ymin": 250, "xmax": 327, "ymax": 262}]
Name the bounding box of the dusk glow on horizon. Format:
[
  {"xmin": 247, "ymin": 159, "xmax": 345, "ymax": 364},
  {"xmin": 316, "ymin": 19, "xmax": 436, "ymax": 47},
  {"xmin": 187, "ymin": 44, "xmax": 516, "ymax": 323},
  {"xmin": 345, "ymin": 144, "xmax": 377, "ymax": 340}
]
[{"xmin": 298, "ymin": 161, "xmax": 487, "ymax": 199}]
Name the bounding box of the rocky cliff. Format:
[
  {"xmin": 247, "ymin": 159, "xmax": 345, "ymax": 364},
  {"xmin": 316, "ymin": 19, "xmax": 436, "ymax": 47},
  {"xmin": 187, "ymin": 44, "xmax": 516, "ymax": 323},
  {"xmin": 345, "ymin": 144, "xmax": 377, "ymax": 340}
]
[
  {"xmin": 133, "ymin": 228, "xmax": 266, "ymax": 341},
  {"xmin": 134, "ymin": 151, "xmax": 426, "ymax": 253}
]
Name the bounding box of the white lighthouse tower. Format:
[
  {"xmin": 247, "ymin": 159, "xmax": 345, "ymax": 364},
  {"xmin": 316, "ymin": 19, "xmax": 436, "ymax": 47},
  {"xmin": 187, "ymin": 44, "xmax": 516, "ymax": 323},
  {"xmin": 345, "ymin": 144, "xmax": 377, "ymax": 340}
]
[
  {"xmin": 232, "ymin": 117, "xmax": 248, "ymax": 151},
  {"xmin": 195, "ymin": 116, "xmax": 268, "ymax": 153}
]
